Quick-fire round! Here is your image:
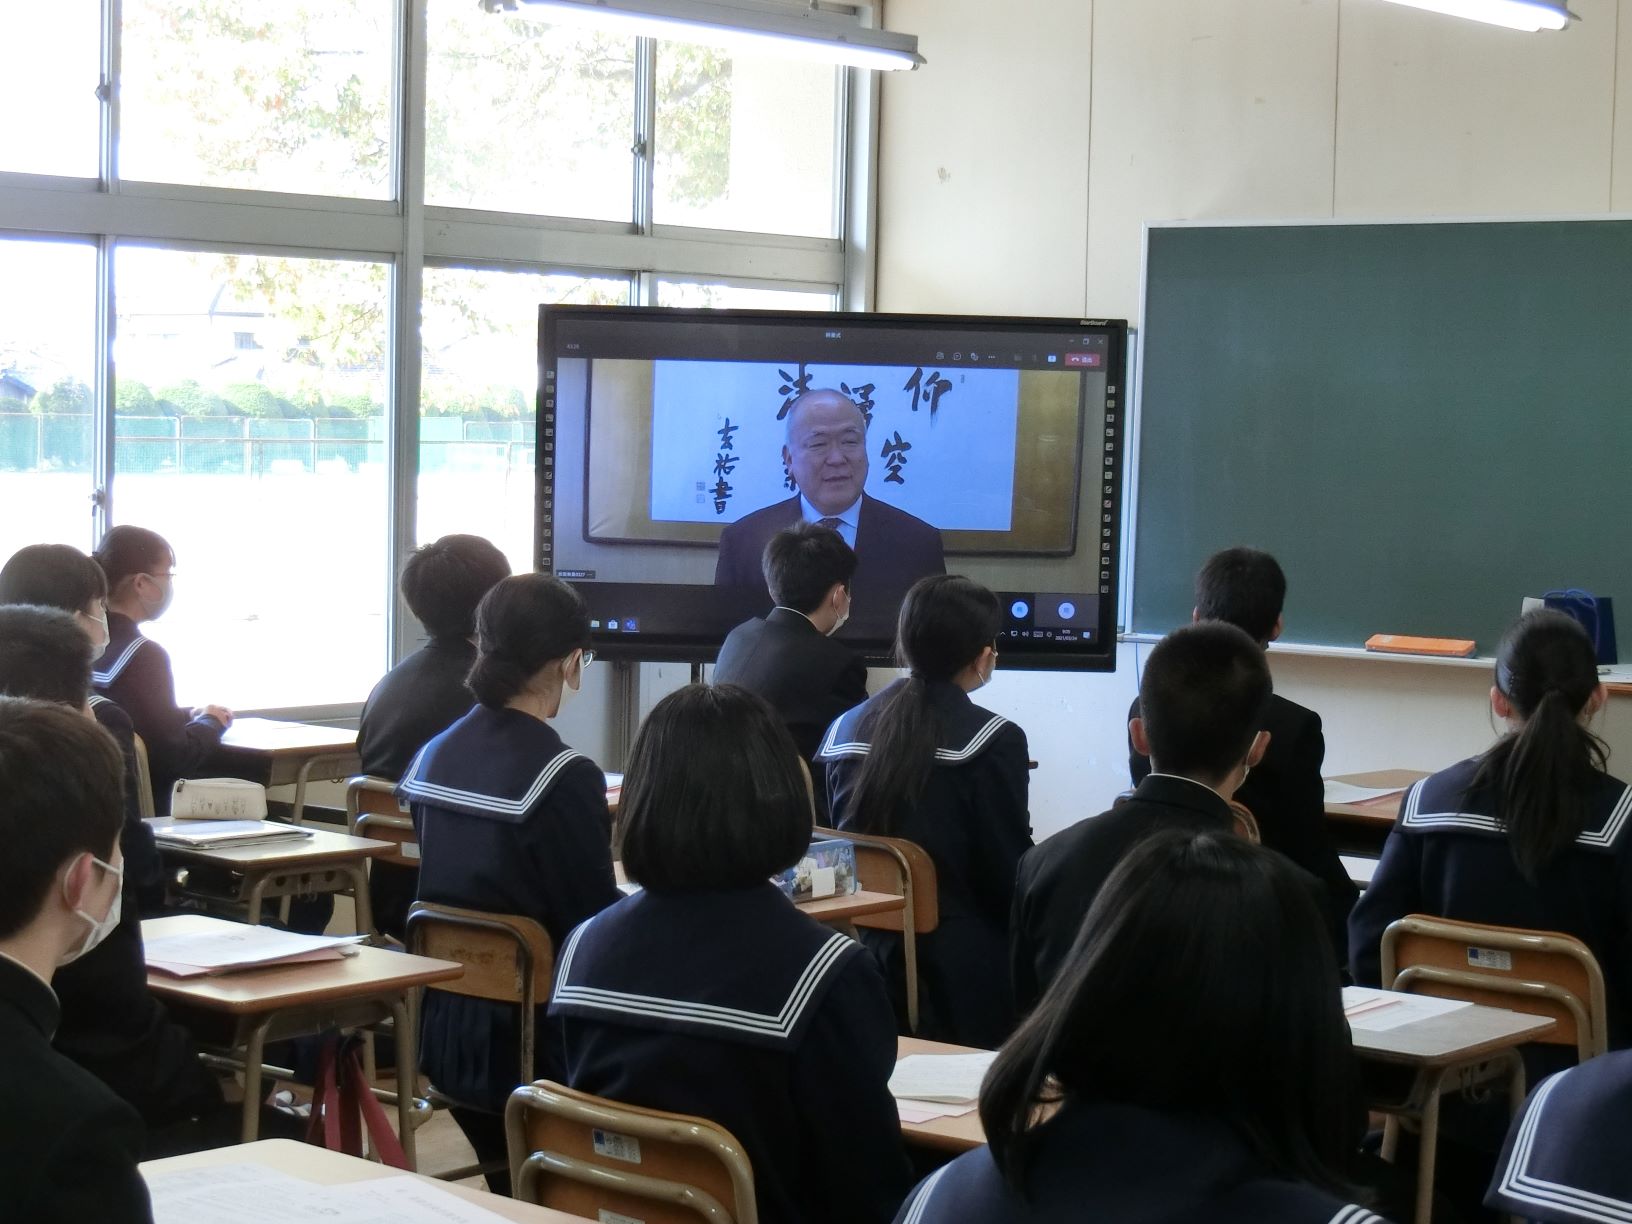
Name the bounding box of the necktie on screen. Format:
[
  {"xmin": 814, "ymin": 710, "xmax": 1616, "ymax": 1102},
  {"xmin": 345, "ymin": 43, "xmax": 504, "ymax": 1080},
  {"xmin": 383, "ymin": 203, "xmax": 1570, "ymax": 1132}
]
[{"xmin": 817, "ymin": 517, "xmax": 843, "ymax": 531}]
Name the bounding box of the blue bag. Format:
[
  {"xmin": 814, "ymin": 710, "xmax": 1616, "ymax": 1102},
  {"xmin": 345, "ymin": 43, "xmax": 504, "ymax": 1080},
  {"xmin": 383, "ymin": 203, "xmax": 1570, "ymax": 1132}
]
[{"xmin": 1543, "ymin": 589, "xmax": 1618, "ymax": 665}]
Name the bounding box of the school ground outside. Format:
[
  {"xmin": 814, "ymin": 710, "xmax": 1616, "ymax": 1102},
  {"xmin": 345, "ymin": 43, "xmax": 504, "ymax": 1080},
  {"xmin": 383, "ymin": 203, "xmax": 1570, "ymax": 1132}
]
[{"xmin": 0, "ymin": 415, "xmax": 536, "ymax": 711}]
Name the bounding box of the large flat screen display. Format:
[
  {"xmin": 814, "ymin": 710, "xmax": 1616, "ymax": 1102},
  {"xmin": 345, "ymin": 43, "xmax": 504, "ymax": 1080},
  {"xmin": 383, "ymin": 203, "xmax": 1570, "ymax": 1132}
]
[{"xmin": 538, "ymin": 306, "xmax": 1128, "ymax": 670}]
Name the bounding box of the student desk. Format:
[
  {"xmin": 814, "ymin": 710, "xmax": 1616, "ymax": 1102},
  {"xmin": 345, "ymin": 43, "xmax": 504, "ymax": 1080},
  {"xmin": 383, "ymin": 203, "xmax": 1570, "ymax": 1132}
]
[
  {"xmin": 214, "ymin": 717, "xmax": 362, "ymax": 825},
  {"xmin": 1349, "ymin": 990, "xmax": 1554, "ymax": 1224},
  {"xmin": 143, "ymin": 913, "xmax": 463, "ymax": 1157},
  {"xmin": 895, "ymin": 1036, "xmax": 989, "ymax": 1153},
  {"xmin": 142, "ymin": 1138, "xmax": 581, "ymax": 1222},
  {"xmin": 611, "ymin": 862, "xmax": 908, "ymax": 927},
  {"xmin": 154, "ymin": 824, "xmax": 392, "ymax": 931},
  {"xmin": 1325, "ymin": 769, "xmax": 1430, "ymax": 855}
]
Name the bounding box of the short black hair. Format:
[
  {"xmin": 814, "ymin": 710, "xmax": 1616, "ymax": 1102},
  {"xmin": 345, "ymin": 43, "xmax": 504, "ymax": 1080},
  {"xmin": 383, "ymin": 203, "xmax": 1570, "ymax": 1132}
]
[
  {"xmin": 1138, "ymin": 620, "xmax": 1271, "ymax": 779},
  {"xmin": 0, "ymin": 605, "xmax": 94, "ymax": 707},
  {"xmin": 93, "ymin": 525, "xmax": 174, "ymax": 593},
  {"xmin": 1194, "ymin": 547, "xmax": 1287, "ymax": 645},
  {"xmin": 619, "ymin": 683, "xmax": 812, "ymax": 892},
  {"xmin": 762, "ymin": 522, "xmax": 857, "ymax": 613},
  {"xmin": 401, "ymin": 534, "xmax": 512, "ymax": 639},
  {"xmin": 0, "ymin": 697, "xmax": 125, "ymax": 939},
  {"xmin": 981, "ymin": 830, "xmax": 1359, "ymax": 1198},
  {"xmin": 0, "ymin": 544, "xmax": 108, "ymax": 613},
  {"xmin": 466, "ymin": 574, "xmax": 591, "ymax": 708}
]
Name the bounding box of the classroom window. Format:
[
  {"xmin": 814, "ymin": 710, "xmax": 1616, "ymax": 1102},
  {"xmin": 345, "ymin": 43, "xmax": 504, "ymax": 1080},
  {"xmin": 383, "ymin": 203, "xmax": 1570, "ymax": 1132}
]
[
  {"xmin": 119, "ymin": 0, "xmax": 395, "ymax": 199},
  {"xmin": 424, "ymin": 4, "xmax": 636, "ymax": 221},
  {"xmin": 654, "ymin": 279, "xmax": 839, "ymax": 310},
  {"xmin": 0, "ymin": 5, "xmax": 101, "ymax": 179},
  {"xmin": 418, "ymin": 266, "xmax": 631, "ymax": 574},
  {"xmin": 0, "ymin": 237, "xmax": 99, "ymax": 559},
  {"xmin": 112, "ymin": 245, "xmax": 390, "ymax": 709},
  {"xmin": 653, "ymin": 44, "xmax": 841, "ymax": 238}
]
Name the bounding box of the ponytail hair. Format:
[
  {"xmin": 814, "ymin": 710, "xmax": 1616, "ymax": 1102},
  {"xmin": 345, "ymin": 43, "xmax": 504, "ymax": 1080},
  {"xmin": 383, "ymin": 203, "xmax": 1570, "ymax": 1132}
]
[
  {"xmin": 465, "ymin": 574, "xmax": 590, "ymax": 709},
  {"xmin": 1470, "ymin": 609, "xmax": 1607, "ymax": 880},
  {"xmin": 845, "ymin": 575, "xmax": 1002, "ymax": 835}
]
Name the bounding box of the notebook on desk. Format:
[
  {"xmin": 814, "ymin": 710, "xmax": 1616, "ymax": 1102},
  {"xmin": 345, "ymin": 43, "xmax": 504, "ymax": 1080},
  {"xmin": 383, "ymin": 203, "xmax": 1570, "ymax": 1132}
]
[{"xmin": 151, "ymin": 820, "xmax": 314, "ymax": 849}]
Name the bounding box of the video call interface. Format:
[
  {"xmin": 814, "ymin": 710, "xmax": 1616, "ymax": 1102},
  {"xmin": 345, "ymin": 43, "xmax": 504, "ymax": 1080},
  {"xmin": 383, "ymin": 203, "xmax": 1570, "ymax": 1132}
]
[{"xmin": 538, "ymin": 307, "xmax": 1128, "ymax": 669}]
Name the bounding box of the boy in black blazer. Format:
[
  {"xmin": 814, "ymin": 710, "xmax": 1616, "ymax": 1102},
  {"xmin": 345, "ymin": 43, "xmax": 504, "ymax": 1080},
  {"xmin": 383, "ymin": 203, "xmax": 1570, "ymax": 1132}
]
[
  {"xmin": 1127, "ymin": 548, "xmax": 1357, "ymax": 960},
  {"xmin": 713, "ymin": 522, "xmax": 868, "ymax": 805},
  {"xmin": 0, "ymin": 696, "xmax": 153, "ymax": 1224}
]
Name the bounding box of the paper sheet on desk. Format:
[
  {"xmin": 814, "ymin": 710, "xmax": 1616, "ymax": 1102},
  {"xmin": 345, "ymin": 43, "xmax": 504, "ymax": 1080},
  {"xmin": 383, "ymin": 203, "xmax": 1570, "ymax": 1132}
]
[
  {"xmin": 1324, "ymin": 780, "xmax": 1409, "ymax": 805},
  {"xmin": 890, "ymin": 1052, "xmax": 999, "ymax": 1103},
  {"xmin": 148, "ymin": 1164, "xmax": 516, "ymax": 1223},
  {"xmin": 144, "ymin": 921, "xmax": 364, "ymax": 974},
  {"xmin": 1343, "ymin": 986, "xmax": 1471, "ymax": 1032},
  {"xmin": 897, "ymin": 1100, "xmax": 978, "ymax": 1124}
]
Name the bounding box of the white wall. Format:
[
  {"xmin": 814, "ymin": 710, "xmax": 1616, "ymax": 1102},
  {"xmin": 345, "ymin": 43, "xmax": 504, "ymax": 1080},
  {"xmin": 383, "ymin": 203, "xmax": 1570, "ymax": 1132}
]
[{"xmin": 877, "ymin": 0, "xmax": 1632, "ymax": 839}]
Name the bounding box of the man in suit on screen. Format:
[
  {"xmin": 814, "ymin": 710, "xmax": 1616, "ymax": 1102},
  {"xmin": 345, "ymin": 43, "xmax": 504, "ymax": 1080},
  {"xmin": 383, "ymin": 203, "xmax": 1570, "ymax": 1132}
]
[{"xmin": 714, "ymin": 388, "xmax": 944, "ymax": 636}]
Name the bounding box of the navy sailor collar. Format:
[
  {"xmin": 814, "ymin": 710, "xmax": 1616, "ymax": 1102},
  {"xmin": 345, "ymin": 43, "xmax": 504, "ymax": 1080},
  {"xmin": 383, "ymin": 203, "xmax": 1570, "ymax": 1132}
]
[
  {"xmin": 816, "ymin": 678, "xmax": 1011, "ymax": 766},
  {"xmin": 398, "ymin": 704, "xmax": 590, "ymax": 823},
  {"xmin": 1400, "ymin": 756, "xmax": 1632, "ymax": 852},
  {"xmin": 92, "ymin": 611, "xmax": 148, "ymax": 688}
]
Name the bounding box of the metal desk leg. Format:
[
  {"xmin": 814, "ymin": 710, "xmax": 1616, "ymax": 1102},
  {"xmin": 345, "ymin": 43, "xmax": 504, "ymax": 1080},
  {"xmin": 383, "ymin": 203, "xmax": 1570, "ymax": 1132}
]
[
  {"xmin": 242, "ymin": 868, "xmax": 270, "ymax": 926},
  {"xmin": 392, "ymin": 995, "xmax": 418, "ymax": 1170},
  {"xmin": 1413, "ymin": 1067, "xmax": 1450, "ymax": 1224},
  {"xmin": 345, "ymin": 862, "xmax": 375, "ymax": 939},
  {"xmin": 240, "ymin": 1017, "xmax": 274, "ymax": 1143}
]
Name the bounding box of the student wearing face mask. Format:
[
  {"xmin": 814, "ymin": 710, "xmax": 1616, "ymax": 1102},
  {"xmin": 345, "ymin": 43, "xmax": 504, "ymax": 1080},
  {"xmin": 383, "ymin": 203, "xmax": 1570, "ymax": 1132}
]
[
  {"xmin": 0, "ymin": 696, "xmax": 153, "ymax": 1224},
  {"xmin": 92, "ymin": 526, "xmax": 233, "ymax": 814},
  {"xmin": 712, "ymin": 523, "xmax": 868, "ymax": 820},
  {"xmin": 0, "ymin": 543, "xmax": 161, "ymax": 909},
  {"xmin": 398, "ymin": 573, "xmax": 622, "ymax": 1188},
  {"xmin": 818, "ymin": 574, "xmax": 1032, "ymax": 1047}
]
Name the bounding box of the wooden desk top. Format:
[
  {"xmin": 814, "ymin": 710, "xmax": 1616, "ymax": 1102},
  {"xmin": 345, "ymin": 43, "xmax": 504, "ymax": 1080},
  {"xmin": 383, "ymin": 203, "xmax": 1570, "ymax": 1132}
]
[
  {"xmin": 1324, "ymin": 769, "xmax": 1430, "ymax": 826},
  {"xmin": 611, "ymin": 861, "xmax": 907, "ymax": 926},
  {"xmin": 220, "ymin": 717, "xmax": 359, "ymax": 757},
  {"xmin": 143, "ymin": 914, "xmax": 462, "ymax": 1015},
  {"xmin": 1347, "ymin": 993, "xmax": 1556, "ymax": 1066},
  {"xmin": 151, "ymin": 823, "xmax": 392, "ymax": 868},
  {"xmin": 142, "ymin": 1138, "xmax": 580, "ymax": 1222},
  {"xmin": 896, "ymin": 1035, "xmax": 989, "ymax": 1153}
]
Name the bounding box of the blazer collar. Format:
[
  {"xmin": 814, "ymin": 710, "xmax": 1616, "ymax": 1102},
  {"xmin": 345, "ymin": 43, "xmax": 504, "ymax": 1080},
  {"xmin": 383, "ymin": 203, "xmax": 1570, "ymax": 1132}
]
[
  {"xmin": 1130, "ymin": 773, "xmax": 1235, "ymax": 826},
  {"xmin": 0, "ymin": 952, "xmax": 59, "ymax": 1039},
  {"xmin": 767, "ymin": 606, "xmax": 822, "ymax": 634}
]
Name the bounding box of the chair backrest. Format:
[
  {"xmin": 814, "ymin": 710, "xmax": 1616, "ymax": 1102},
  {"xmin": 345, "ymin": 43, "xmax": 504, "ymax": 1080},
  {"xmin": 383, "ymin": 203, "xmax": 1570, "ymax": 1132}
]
[
  {"xmin": 405, "ymin": 902, "xmax": 556, "ymax": 1084},
  {"xmin": 815, "ymin": 829, "xmax": 939, "ymax": 935},
  {"xmin": 1228, "ymin": 800, "xmax": 1261, "ymax": 844},
  {"xmin": 507, "ymin": 1081, "xmax": 758, "ymax": 1224},
  {"xmin": 130, "ymin": 733, "xmax": 156, "ymax": 821},
  {"xmin": 1380, "ymin": 914, "xmax": 1608, "ymax": 1060},
  {"xmin": 346, "ymin": 775, "xmax": 419, "ymax": 868}
]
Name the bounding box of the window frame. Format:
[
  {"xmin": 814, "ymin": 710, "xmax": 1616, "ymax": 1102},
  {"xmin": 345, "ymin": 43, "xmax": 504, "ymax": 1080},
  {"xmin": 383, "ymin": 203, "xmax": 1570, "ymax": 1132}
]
[{"xmin": 0, "ymin": 0, "xmax": 878, "ymax": 713}]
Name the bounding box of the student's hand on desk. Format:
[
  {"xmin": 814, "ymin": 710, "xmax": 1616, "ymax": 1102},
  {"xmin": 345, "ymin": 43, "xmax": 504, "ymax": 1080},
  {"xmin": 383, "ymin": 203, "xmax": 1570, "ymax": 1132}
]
[{"xmin": 197, "ymin": 704, "xmax": 234, "ymax": 728}]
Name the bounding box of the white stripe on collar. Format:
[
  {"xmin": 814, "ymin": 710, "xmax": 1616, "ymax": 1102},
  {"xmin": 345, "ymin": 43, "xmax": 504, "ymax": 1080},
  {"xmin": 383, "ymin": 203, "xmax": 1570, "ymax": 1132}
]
[
  {"xmin": 91, "ymin": 636, "xmax": 146, "ymax": 687},
  {"xmin": 1494, "ymin": 1071, "xmax": 1632, "ymax": 1222},
  {"xmin": 553, "ymin": 923, "xmax": 855, "ymax": 1040},
  {"xmin": 1402, "ymin": 781, "xmax": 1632, "ymax": 850},
  {"xmin": 818, "ymin": 713, "xmax": 1010, "ymax": 763},
  {"xmin": 901, "ymin": 1165, "xmax": 952, "ymax": 1224},
  {"xmin": 399, "ymin": 746, "xmax": 586, "ymax": 817},
  {"xmin": 1327, "ymin": 1205, "xmax": 1388, "ymax": 1224}
]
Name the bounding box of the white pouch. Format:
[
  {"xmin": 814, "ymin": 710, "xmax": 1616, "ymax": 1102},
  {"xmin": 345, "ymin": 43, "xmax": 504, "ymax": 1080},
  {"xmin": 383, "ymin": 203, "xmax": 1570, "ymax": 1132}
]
[{"xmin": 169, "ymin": 777, "xmax": 269, "ymax": 821}]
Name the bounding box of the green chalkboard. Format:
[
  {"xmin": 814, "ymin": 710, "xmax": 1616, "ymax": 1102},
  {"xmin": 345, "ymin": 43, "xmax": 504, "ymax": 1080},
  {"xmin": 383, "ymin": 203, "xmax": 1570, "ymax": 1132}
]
[{"xmin": 1132, "ymin": 220, "xmax": 1632, "ymax": 655}]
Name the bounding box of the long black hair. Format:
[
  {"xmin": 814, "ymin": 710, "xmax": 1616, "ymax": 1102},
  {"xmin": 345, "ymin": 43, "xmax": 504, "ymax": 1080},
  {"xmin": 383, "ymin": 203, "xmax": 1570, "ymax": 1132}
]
[
  {"xmin": 1469, "ymin": 609, "xmax": 1607, "ymax": 881},
  {"xmin": 844, "ymin": 575, "xmax": 1002, "ymax": 835},
  {"xmin": 980, "ymin": 829, "xmax": 1361, "ymax": 1199},
  {"xmin": 465, "ymin": 574, "xmax": 590, "ymax": 709}
]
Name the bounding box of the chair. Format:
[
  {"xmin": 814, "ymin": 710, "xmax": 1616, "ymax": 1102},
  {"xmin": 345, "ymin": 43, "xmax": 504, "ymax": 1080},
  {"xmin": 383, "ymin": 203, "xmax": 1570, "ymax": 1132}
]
[
  {"xmin": 1381, "ymin": 914, "xmax": 1608, "ymax": 1062},
  {"xmin": 346, "ymin": 775, "xmax": 417, "ymax": 941},
  {"xmin": 1227, "ymin": 799, "xmax": 1261, "ymax": 844},
  {"xmin": 813, "ymin": 829, "xmax": 939, "ymax": 1033},
  {"xmin": 131, "ymin": 732, "xmax": 156, "ymax": 820},
  {"xmin": 404, "ymin": 901, "xmax": 556, "ymax": 1181},
  {"xmin": 507, "ymin": 1080, "xmax": 758, "ymax": 1224}
]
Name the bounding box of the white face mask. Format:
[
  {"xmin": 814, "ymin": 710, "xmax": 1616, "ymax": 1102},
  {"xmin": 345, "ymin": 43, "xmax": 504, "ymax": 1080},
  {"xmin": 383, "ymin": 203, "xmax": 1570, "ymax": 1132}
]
[
  {"xmin": 81, "ymin": 608, "xmax": 109, "ymax": 663},
  {"xmin": 60, "ymin": 854, "xmax": 123, "ymax": 966},
  {"xmin": 827, "ymin": 592, "xmax": 851, "ymax": 637},
  {"xmin": 557, "ymin": 650, "xmax": 586, "ymax": 712}
]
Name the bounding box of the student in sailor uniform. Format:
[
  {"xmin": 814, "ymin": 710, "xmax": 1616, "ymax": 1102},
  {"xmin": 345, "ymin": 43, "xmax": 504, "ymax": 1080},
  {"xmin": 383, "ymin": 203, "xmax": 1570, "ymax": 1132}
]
[
  {"xmin": 91, "ymin": 526, "xmax": 233, "ymax": 813},
  {"xmin": 551, "ymin": 683, "xmax": 914, "ymax": 1224},
  {"xmin": 358, "ymin": 533, "xmax": 510, "ymax": 939},
  {"xmin": 1011, "ymin": 620, "xmax": 1274, "ymax": 1014},
  {"xmin": 896, "ymin": 829, "xmax": 1386, "ymax": 1224},
  {"xmin": 1486, "ymin": 1050, "xmax": 1632, "ymax": 1223},
  {"xmin": 818, "ymin": 574, "xmax": 1032, "ymax": 1047},
  {"xmin": 0, "ymin": 543, "xmax": 162, "ymax": 907},
  {"xmin": 399, "ymin": 573, "xmax": 621, "ymax": 1188},
  {"xmin": 0, "ymin": 699, "xmax": 153, "ymax": 1224},
  {"xmin": 1349, "ymin": 610, "xmax": 1632, "ymax": 1054}
]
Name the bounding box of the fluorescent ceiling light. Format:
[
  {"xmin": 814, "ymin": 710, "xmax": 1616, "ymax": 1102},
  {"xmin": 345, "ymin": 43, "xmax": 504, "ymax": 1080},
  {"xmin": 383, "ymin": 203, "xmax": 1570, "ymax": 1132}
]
[
  {"xmin": 1376, "ymin": 0, "xmax": 1577, "ymax": 31},
  {"xmin": 497, "ymin": 0, "xmax": 925, "ymax": 71}
]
